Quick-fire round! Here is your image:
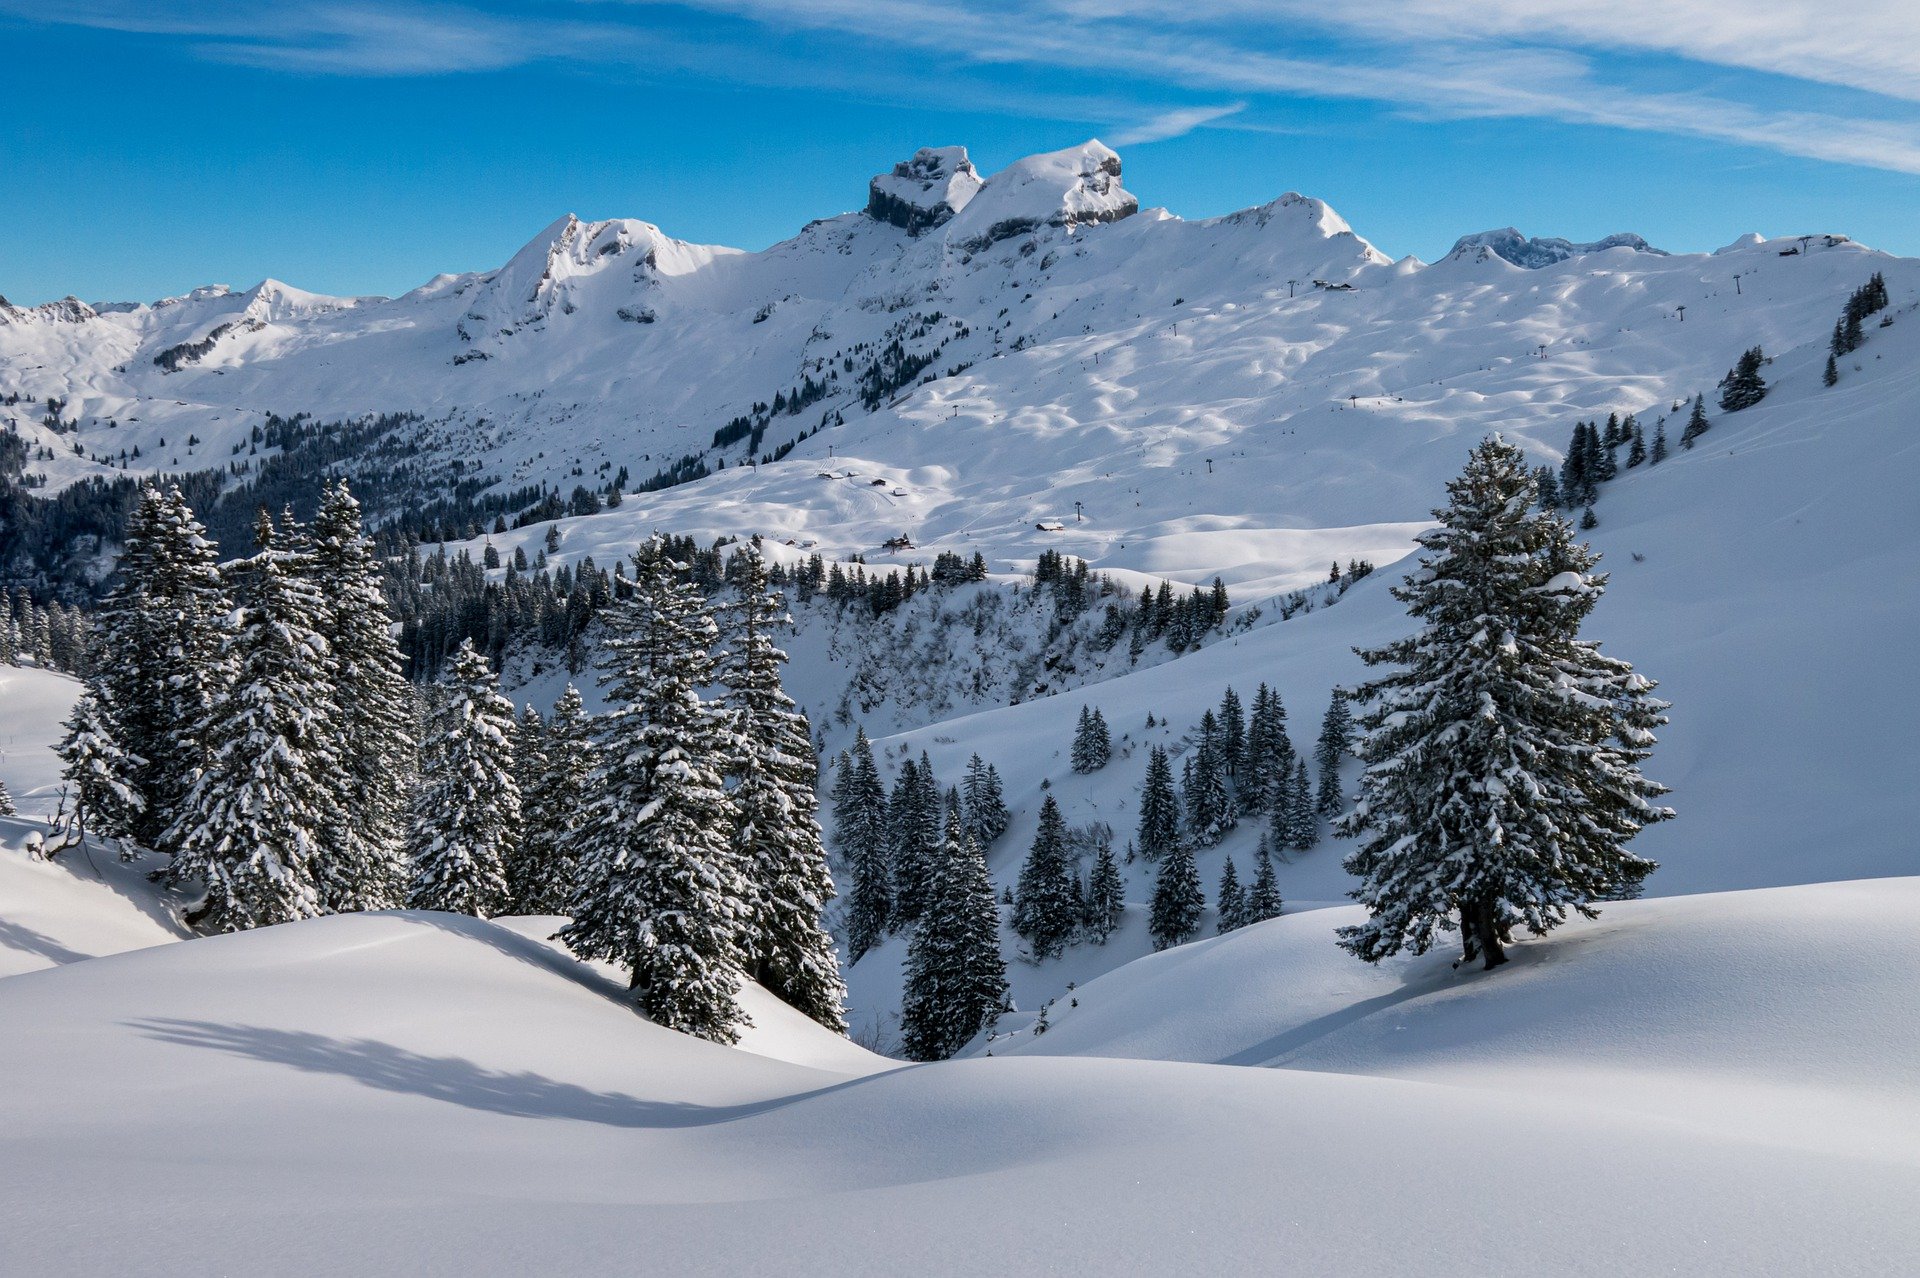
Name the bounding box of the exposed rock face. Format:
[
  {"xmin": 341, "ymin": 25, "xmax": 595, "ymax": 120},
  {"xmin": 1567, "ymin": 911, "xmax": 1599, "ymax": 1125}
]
[
  {"xmin": 0, "ymin": 295, "xmax": 98, "ymax": 326},
  {"xmin": 866, "ymin": 146, "xmax": 984, "ymax": 235},
  {"xmin": 1448, "ymin": 227, "xmax": 1667, "ymax": 269}
]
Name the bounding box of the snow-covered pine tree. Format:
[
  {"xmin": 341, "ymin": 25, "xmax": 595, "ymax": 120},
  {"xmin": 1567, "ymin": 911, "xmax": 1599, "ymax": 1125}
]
[
  {"xmin": 408, "ymin": 639, "xmax": 519, "ymax": 917},
  {"xmin": 559, "ymin": 541, "xmax": 750, "ymax": 1043},
  {"xmin": 1219, "ymin": 686, "xmax": 1245, "ymax": 780},
  {"xmin": 1315, "ymin": 688, "xmax": 1351, "ymax": 818},
  {"xmin": 1718, "ymin": 346, "xmax": 1768, "ymax": 412},
  {"xmin": 718, "ymin": 547, "xmax": 847, "ymax": 1031},
  {"xmin": 1070, "ymin": 706, "xmax": 1112, "ymax": 773},
  {"xmin": 513, "ymin": 686, "xmax": 599, "ymax": 915},
  {"xmin": 53, "ymin": 687, "xmax": 145, "ymax": 852},
  {"xmin": 310, "ymin": 480, "xmax": 413, "ymax": 911},
  {"xmin": 1216, "ymin": 857, "xmax": 1246, "ymax": 933},
  {"xmin": 507, "ymin": 704, "xmax": 549, "ymax": 904},
  {"xmin": 1148, "ymin": 834, "xmax": 1203, "ymax": 950},
  {"xmin": 1011, "ymin": 794, "xmax": 1077, "ymax": 961},
  {"xmin": 889, "ymin": 756, "xmax": 940, "ymax": 925},
  {"xmin": 1084, "ymin": 840, "xmax": 1124, "ymax": 943},
  {"xmin": 1337, "ymin": 436, "xmax": 1672, "ymax": 970},
  {"xmin": 167, "ymin": 510, "xmax": 340, "ymax": 932},
  {"xmin": 1135, "ymin": 745, "xmax": 1181, "ymax": 862},
  {"xmin": 899, "ymin": 810, "xmax": 1008, "ymax": 1061},
  {"xmin": 1239, "ymin": 683, "xmax": 1278, "ymax": 814},
  {"xmin": 1182, "ymin": 730, "xmax": 1235, "ymax": 847},
  {"xmin": 1286, "ymin": 758, "xmax": 1317, "ymax": 852},
  {"xmin": 96, "ymin": 485, "xmax": 230, "ymax": 845},
  {"xmin": 962, "ymin": 752, "xmax": 1010, "ymax": 846},
  {"xmin": 836, "ymin": 728, "xmax": 894, "ymax": 963},
  {"xmin": 1681, "ymin": 394, "xmax": 1710, "ymax": 449},
  {"xmin": 1245, "ymin": 836, "xmax": 1283, "ymax": 924},
  {"xmin": 0, "ymin": 776, "xmax": 11, "ymax": 816}
]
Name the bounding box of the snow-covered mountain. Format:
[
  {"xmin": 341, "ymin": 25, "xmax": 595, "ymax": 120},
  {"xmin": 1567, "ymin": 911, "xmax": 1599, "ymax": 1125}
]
[{"xmin": 5, "ymin": 139, "xmax": 1906, "ymax": 594}]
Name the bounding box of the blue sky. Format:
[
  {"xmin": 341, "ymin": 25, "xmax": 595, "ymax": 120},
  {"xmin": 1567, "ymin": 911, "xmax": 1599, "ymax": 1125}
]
[{"xmin": 6, "ymin": 1, "xmax": 1920, "ymax": 304}]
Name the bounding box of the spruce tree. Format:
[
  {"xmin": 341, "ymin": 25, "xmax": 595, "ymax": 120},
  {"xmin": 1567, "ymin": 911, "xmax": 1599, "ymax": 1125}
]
[
  {"xmin": 1135, "ymin": 745, "xmax": 1181, "ymax": 862},
  {"xmin": 1070, "ymin": 706, "xmax": 1112, "ymax": 773},
  {"xmin": 900, "ymin": 811, "xmax": 1008, "ymax": 1061},
  {"xmin": 1337, "ymin": 437, "xmax": 1672, "ymax": 970},
  {"xmin": 96, "ymin": 485, "xmax": 230, "ymax": 845},
  {"xmin": 1216, "ymin": 857, "xmax": 1246, "ymax": 933},
  {"xmin": 962, "ymin": 753, "xmax": 1010, "ymax": 846},
  {"xmin": 718, "ymin": 547, "xmax": 847, "ymax": 1031},
  {"xmin": 1219, "ymin": 686, "xmax": 1245, "ymax": 780},
  {"xmin": 1681, "ymin": 394, "xmax": 1710, "ymax": 449},
  {"xmin": 1626, "ymin": 421, "xmax": 1647, "ymax": 469},
  {"xmin": 1824, "ymin": 354, "xmax": 1840, "ymax": 387},
  {"xmin": 1650, "ymin": 420, "xmax": 1669, "ymax": 464},
  {"xmin": 1012, "ymin": 794, "xmax": 1077, "ymax": 961},
  {"xmin": 1148, "ymin": 836, "xmax": 1203, "ymax": 950},
  {"xmin": 559, "ymin": 541, "xmax": 750, "ymax": 1043},
  {"xmin": 53, "ymin": 688, "xmax": 145, "ymax": 852},
  {"xmin": 1182, "ymin": 731, "xmax": 1235, "ymax": 847},
  {"xmin": 311, "ymin": 481, "xmax": 413, "ymax": 911},
  {"xmin": 1315, "ymin": 688, "xmax": 1351, "ymax": 818},
  {"xmin": 0, "ymin": 776, "xmax": 11, "ymax": 817},
  {"xmin": 1718, "ymin": 346, "xmax": 1768, "ymax": 412},
  {"xmin": 513, "ymin": 686, "xmax": 598, "ymax": 915},
  {"xmin": 836, "ymin": 728, "xmax": 894, "ymax": 963},
  {"xmin": 1286, "ymin": 758, "xmax": 1317, "ymax": 851},
  {"xmin": 408, "ymin": 639, "xmax": 519, "ymax": 918},
  {"xmin": 889, "ymin": 756, "xmax": 941, "ymax": 924},
  {"xmin": 1245, "ymin": 836, "xmax": 1283, "ymax": 924},
  {"xmin": 167, "ymin": 510, "xmax": 339, "ymax": 933},
  {"xmin": 1083, "ymin": 840, "xmax": 1125, "ymax": 943}
]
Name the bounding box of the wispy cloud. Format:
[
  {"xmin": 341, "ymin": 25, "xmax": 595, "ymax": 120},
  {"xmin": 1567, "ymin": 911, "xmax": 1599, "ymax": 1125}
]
[
  {"xmin": 1111, "ymin": 103, "xmax": 1245, "ymax": 145},
  {"xmin": 9, "ymin": 0, "xmax": 1920, "ymax": 176}
]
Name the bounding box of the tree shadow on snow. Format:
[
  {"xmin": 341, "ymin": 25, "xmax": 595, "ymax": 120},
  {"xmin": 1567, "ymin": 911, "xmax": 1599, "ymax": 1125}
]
[
  {"xmin": 0, "ymin": 917, "xmax": 95, "ymax": 966},
  {"xmin": 128, "ymin": 1017, "xmax": 866, "ymax": 1128}
]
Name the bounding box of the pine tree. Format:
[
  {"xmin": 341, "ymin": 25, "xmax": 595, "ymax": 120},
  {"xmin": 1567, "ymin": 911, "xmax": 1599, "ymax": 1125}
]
[
  {"xmin": 1285, "ymin": 758, "xmax": 1317, "ymax": 852},
  {"xmin": 1083, "ymin": 840, "xmax": 1125, "ymax": 943},
  {"xmin": 1626, "ymin": 421, "xmax": 1647, "ymax": 468},
  {"xmin": 1135, "ymin": 745, "xmax": 1181, "ymax": 862},
  {"xmin": 899, "ymin": 810, "xmax": 1008, "ymax": 1061},
  {"xmin": 1011, "ymin": 794, "xmax": 1077, "ymax": 961},
  {"xmin": 1315, "ymin": 688, "xmax": 1351, "ymax": 818},
  {"xmin": 1182, "ymin": 728, "xmax": 1236, "ymax": 848},
  {"xmin": 1681, "ymin": 394, "xmax": 1710, "ymax": 449},
  {"xmin": 889, "ymin": 756, "xmax": 942, "ymax": 924},
  {"xmin": 96, "ymin": 485, "xmax": 230, "ymax": 845},
  {"xmin": 836, "ymin": 728, "xmax": 894, "ymax": 963},
  {"xmin": 513, "ymin": 686, "xmax": 598, "ymax": 915},
  {"xmin": 1718, "ymin": 346, "xmax": 1768, "ymax": 412},
  {"xmin": 408, "ymin": 640, "xmax": 519, "ymax": 918},
  {"xmin": 1650, "ymin": 420, "xmax": 1669, "ymax": 464},
  {"xmin": 1824, "ymin": 354, "xmax": 1839, "ymax": 387},
  {"xmin": 962, "ymin": 753, "xmax": 1010, "ymax": 846},
  {"xmin": 167, "ymin": 510, "xmax": 339, "ymax": 933},
  {"xmin": 1216, "ymin": 858, "xmax": 1246, "ymax": 933},
  {"xmin": 718, "ymin": 547, "xmax": 847, "ymax": 1031},
  {"xmin": 311, "ymin": 481, "xmax": 413, "ymax": 911},
  {"xmin": 1534, "ymin": 465, "xmax": 1562, "ymax": 510},
  {"xmin": 1070, "ymin": 706, "xmax": 1112, "ymax": 773},
  {"xmin": 53, "ymin": 687, "xmax": 145, "ymax": 852},
  {"xmin": 1245, "ymin": 836, "xmax": 1283, "ymax": 924},
  {"xmin": 1219, "ymin": 686, "xmax": 1245, "ymax": 779},
  {"xmin": 1148, "ymin": 837, "xmax": 1203, "ymax": 950},
  {"xmin": 1337, "ymin": 437, "xmax": 1672, "ymax": 970},
  {"xmin": 0, "ymin": 776, "xmax": 12, "ymax": 817},
  {"xmin": 559, "ymin": 541, "xmax": 749, "ymax": 1043}
]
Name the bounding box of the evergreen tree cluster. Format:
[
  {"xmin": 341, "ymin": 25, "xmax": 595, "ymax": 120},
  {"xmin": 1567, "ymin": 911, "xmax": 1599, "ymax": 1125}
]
[
  {"xmin": 1543, "ymin": 412, "xmax": 1651, "ymax": 515},
  {"xmin": 1828, "ymin": 273, "xmax": 1890, "ymax": 370}
]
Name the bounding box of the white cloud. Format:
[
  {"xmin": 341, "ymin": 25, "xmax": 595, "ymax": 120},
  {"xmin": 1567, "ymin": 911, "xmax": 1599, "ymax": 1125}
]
[{"xmin": 1110, "ymin": 103, "xmax": 1245, "ymax": 145}]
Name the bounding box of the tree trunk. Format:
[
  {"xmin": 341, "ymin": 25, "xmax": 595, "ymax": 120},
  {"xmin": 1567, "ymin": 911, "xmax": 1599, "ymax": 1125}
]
[{"xmin": 1471, "ymin": 897, "xmax": 1509, "ymax": 970}]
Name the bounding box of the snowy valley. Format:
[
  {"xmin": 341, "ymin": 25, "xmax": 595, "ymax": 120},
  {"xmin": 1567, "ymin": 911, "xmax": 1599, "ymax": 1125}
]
[{"xmin": 4, "ymin": 140, "xmax": 1920, "ymax": 1273}]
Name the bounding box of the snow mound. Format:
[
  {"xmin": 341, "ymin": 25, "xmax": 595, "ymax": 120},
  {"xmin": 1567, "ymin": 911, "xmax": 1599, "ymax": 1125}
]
[{"xmin": 2, "ymin": 899, "xmax": 1916, "ymax": 1272}]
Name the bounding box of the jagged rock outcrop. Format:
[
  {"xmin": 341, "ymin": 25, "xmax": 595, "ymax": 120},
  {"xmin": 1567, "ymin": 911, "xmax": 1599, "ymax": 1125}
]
[{"xmin": 866, "ymin": 146, "xmax": 983, "ymax": 235}]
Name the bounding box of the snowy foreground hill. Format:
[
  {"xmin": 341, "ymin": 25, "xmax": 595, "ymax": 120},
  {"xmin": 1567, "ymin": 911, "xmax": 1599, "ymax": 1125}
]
[{"xmin": 5, "ymin": 141, "xmax": 1920, "ymax": 1271}]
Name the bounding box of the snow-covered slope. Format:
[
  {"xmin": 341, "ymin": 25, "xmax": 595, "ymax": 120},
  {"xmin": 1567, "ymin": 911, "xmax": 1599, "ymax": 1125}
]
[{"xmin": 1, "ymin": 880, "xmax": 1916, "ymax": 1274}]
